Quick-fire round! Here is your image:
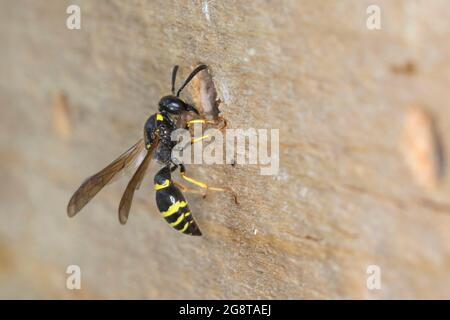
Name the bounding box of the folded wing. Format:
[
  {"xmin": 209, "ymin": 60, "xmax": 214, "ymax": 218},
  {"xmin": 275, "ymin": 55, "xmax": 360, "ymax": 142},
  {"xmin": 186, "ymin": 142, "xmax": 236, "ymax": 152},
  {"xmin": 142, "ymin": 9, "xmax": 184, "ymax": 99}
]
[
  {"xmin": 118, "ymin": 137, "xmax": 159, "ymax": 224},
  {"xmin": 67, "ymin": 139, "xmax": 147, "ymax": 217}
]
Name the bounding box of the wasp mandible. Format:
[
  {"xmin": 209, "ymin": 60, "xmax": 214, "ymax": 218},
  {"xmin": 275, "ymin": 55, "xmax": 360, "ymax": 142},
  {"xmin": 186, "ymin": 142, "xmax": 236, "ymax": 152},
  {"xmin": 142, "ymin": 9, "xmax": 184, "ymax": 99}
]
[{"xmin": 67, "ymin": 65, "xmax": 234, "ymax": 236}]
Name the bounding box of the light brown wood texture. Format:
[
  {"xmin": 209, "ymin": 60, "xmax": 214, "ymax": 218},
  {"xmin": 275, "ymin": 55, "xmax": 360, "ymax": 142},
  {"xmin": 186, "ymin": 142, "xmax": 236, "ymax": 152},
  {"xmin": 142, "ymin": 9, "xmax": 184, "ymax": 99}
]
[{"xmin": 1, "ymin": 0, "xmax": 450, "ymax": 299}]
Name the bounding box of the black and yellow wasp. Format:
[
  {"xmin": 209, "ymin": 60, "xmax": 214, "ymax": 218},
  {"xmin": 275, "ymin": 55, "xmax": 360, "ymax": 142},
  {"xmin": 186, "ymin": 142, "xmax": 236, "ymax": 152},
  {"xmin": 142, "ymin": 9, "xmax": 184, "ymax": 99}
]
[{"xmin": 67, "ymin": 65, "xmax": 230, "ymax": 236}]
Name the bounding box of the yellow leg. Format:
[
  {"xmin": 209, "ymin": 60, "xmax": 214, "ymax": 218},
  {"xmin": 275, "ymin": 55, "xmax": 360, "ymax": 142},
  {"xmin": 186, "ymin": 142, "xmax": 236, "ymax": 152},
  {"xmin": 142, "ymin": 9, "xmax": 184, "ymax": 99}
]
[
  {"xmin": 175, "ymin": 134, "xmax": 213, "ymax": 153},
  {"xmin": 186, "ymin": 117, "xmax": 227, "ymax": 147},
  {"xmin": 180, "ymin": 167, "xmax": 238, "ymax": 204},
  {"xmin": 174, "ymin": 182, "xmax": 207, "ymax": 198},
  {"xmin": 187, "ymin": 119, "xmax": 216, "ymax": 126},
  {"xmin": 191, "ymin": 134, "xmax": 211, "ymax": 144},
  {"xmin": 186, "ymin": 116, "xmax": 227, "ymax": 131}
]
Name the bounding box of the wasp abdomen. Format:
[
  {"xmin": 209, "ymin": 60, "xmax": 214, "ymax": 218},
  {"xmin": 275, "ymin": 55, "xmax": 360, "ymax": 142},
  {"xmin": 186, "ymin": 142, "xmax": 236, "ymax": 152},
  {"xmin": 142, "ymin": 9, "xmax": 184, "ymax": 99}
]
[{"xmin": 155, "ymin": 180, "xmax": 202, "ymax": 236}]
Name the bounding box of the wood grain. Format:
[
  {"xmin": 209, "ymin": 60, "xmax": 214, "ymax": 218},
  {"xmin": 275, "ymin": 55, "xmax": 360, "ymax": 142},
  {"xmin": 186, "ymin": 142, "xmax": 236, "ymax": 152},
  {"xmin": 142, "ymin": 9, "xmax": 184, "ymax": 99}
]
[{"xmin": 0, "ymin": 0, "xmax": 450, "ymax": 299}]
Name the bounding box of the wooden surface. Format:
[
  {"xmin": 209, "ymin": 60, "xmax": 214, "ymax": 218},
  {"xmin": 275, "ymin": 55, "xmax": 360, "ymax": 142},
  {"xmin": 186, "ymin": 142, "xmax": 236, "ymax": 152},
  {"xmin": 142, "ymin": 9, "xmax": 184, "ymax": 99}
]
[{"xmin": 1, "ymin": 0, "xmax": 450, "ymax": 299}]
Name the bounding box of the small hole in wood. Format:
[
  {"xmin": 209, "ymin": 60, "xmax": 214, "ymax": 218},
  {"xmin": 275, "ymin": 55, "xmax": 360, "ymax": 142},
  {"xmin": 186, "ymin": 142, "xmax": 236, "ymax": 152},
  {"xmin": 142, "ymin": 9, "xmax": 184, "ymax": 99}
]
[
  {"xmin": 52, "ymin": 91, "xmax": 73, "ymax": 141},
  {"xmin": 401, "ymin": 105, "xmax": 445, "ymax": 189},
  {"xmin": 188, "ymin": 63, "xmax": 221, "ymax": 120},
  {"xmin": 390, "ymin": 61, "xmax": 417, "ymax": 75}
]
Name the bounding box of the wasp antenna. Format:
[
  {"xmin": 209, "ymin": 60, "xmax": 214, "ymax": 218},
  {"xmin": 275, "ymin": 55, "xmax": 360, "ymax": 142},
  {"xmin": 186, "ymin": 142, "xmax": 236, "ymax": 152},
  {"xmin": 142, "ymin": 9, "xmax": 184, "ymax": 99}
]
[
  {"xmin": 171, "ymin": 65, "xmax": 179, "ymax": 95},
  {"xmin": 176, "ymin": 64, "xmax": 208, "ymax": 97}
]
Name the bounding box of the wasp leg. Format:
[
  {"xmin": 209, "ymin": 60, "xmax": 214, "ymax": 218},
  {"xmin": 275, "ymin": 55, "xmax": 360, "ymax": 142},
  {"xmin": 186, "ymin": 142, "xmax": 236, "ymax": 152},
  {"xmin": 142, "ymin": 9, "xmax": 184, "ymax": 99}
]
[
  {"xmin": 186, "ymin": 116, "xmax": 227, "ymax": 131},
  {"xmin": 176, "ymin": 133, "xmax": 215, "ymax": 153},
  {"xmin": 174, "ymin": 182, "xmax": 207, "ymax": 198},
  {"xmin": 173, "ymin": 134, "xmax": 212, "ymax": 154},
  {"xmin": 187, "ymin": 117, "xmax": 228, "ymax": 145},
  {"xmin": 187, "ymin": 119, "xmax": 215, "ymax": 126},
  {"xmin": 179, "ymin": 164, "xmax": 238, "ymax": 204},
  {"xmin": 171, "ymin": 164, "xmax": 206, "ymax": 197},
  {"xmin": 191, "ymin": 134, "xmax": 212, "ymax": 144}
]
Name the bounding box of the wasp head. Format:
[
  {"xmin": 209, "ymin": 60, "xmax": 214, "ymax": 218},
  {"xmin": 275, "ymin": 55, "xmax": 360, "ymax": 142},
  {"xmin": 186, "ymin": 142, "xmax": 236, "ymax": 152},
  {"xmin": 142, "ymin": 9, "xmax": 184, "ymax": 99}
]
[{"xmin": 158, "ymin": 95, "xmax": 199, "ymax": 115}]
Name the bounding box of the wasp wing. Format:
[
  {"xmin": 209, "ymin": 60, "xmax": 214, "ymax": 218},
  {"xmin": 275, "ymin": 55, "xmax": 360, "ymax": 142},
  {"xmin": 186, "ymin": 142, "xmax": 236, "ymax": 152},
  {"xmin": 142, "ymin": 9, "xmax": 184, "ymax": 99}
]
[
  {"xmin": 67, "ymin": 139, "xmax": 147, "ymax": 217},
  {"xmin": 118, "ymin": 137, "xmax": 159, "ymax": 225}
]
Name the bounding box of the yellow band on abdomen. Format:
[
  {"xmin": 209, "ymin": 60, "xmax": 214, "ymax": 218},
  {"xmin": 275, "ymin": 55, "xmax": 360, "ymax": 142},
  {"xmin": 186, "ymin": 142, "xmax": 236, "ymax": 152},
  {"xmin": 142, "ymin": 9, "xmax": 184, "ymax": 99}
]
[
  {"xmin": 170, "ymin": 214, "xmax": 185, "ymax": 227},
  {"xmin": 161, "ymin": 201, "xmax": 188, "ymax": 217},
  {"xmin": 180, "ymin": 221, "xmax": 191, "ymax": 233},
  {"xmin": 154, "ymin": 179, "xmax": 170, "ymax": 190}
]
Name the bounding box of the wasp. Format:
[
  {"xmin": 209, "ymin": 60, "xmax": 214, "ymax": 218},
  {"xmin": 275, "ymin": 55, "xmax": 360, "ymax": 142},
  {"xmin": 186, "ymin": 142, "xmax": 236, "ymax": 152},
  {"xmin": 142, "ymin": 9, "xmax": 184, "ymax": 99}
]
[{"xmin": 67, "ymin": 65, "xmax": 234, "ymax": 236}]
